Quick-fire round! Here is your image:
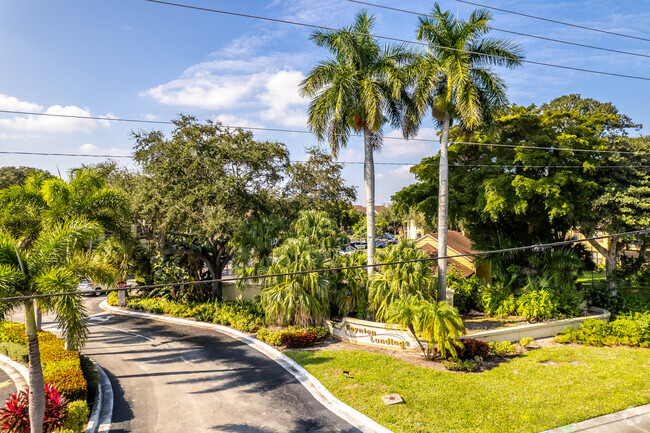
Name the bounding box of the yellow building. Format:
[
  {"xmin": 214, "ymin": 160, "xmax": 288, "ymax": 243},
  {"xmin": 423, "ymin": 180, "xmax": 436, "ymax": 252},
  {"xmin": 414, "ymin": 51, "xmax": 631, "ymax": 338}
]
[{"xmin": 414, "ymin": 231, "xmax": 490, "ymax": 279}]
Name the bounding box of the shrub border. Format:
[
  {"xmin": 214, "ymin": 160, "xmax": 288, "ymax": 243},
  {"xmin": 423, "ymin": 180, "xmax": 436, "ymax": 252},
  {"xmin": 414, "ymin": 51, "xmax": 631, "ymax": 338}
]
[{"xmin": 100, "ymin": 300, "xmax": 392, "ymax": 433}]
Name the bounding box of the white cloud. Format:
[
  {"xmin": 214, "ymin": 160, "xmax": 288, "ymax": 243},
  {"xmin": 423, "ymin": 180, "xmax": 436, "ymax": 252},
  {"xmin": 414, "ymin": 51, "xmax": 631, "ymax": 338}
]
[
  {"xmin": 142, "ymin": 34, "xmax": 311, "ymax": 127},
  {"xmin": 0, "ymin": 94, "xmax": 43, "ymax": 112},
  {"xmin": 382, "ymin": 128, "xmax": 439, "ymax": 158},
  {"xmin": 143, "ymin": 113, "xmax": 159, "ymax": 120},
  {"xmin": 0, "ymin": 97, "xmax": 110, "ymax": 133},
  {"xmin": 259, "ymin": 70, "xmax": 308, "ymax": 127},
  {"xmin": 214, "ymin": 114, "xmax": 265, "ymax": 129},
  {"xmin": 388, "ymin": 164, "xmax": 416, "ymax": 180},
  {"xmin": 79, "ymin": 143, "xmax": 131, "ymax": 157},
  {"xmin": 144, "ymin": 74, "xmax": 262, "ymax": 110}
]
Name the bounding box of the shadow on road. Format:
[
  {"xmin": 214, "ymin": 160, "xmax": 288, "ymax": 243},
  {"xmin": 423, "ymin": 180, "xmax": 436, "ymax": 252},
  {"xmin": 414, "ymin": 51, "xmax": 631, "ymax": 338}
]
[{"xmin": 102, "ymin": 368, "xmax": 134, "ymax": 433}]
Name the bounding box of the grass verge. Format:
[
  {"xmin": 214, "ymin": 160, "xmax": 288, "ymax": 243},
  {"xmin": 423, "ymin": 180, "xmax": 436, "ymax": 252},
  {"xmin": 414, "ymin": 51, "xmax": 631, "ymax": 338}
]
[{"xmin": 285, "ymin": 346, "xmax": 650, "ymax": 433}]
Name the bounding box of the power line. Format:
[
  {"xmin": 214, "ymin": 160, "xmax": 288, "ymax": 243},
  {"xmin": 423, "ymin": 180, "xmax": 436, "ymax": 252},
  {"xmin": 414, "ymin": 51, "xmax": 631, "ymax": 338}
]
[
  {"xmin": 1, "ymin": 109, "xmax": 649, "ymax": 156},
  {"xmin": 3, "ymin": 150, "xmax": 650, "ymax": 170},
  {"xmin": 143, "ymin": 0, "xmax": 650, "ymax": 82},
  {"xmin": 1, "ymin": 229, "xmax": 648, "ymax": 302},
  {"xmin": 455, "ymin": 0, "xmax": 650, "ymax": 43},
  {"xmin": 345, "ymin": 0, "xmax": 650, "ymax": 59}
]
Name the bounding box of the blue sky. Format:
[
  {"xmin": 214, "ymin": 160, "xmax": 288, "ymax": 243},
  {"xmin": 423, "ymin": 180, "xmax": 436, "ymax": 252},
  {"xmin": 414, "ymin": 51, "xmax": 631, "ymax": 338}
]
[{"xmin": 1, "ymin": 0, "xmax": 649, "ymax": 203}]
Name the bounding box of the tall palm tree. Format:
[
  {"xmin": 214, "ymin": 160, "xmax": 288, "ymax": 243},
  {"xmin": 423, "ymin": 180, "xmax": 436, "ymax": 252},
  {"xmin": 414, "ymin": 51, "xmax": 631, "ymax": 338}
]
[
  {"xmin": 0, "ymin": 219, "xmax": 115, "ymax": 433},
  {"xmin": 0, "ymin": 167, "xmax": 132, "ymax": 329},
  {"xmin": 404, "ymin": 4, "xmax": 524, "ymax": 300},
  {"xmin": 300, "ymin": 10, "xmax": 410, "ymax": 276}
]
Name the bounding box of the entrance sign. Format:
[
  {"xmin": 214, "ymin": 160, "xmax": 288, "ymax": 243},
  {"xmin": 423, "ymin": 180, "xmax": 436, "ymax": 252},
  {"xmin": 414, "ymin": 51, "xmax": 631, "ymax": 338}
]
[
  {"xmin": 325, "ymin": 317, "xmax": 423, "ymax": 352},
  {"xmin": 118, "ymin": 281, "xmax": 127, "ymax": 307}
]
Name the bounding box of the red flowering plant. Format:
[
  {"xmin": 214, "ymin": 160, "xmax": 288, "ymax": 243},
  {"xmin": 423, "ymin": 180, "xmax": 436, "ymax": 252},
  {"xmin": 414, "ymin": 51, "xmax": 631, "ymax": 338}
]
[{"xmin": 0, "ymin": 384, "xmax": 69, "ymax": 432}]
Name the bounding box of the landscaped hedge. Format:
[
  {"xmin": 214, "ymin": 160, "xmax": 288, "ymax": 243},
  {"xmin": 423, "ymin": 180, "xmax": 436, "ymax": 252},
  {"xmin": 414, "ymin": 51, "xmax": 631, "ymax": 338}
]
[
  {"xmin": 256, "ymin": 326, "xmax": 328, "ymax": 347},
  {"xmin": 556, "ymin": 313, "xmax": 650, "ymax": 347},
  {"xmin": 0, "ymin": 342, "xmax": 29, "ymax": 363},
  {"xmin": 110, "ymin": 295, "xmax": 266, "ymax": 332},
  {"xmin": 0, "ymin": 321, "xmax": 87, "ymax": 401}
]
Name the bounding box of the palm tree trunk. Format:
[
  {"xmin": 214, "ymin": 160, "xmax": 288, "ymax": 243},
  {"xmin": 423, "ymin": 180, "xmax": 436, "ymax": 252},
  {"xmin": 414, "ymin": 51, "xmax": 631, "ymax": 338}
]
[
  {"xmin": 437, "ymin": 112, "xmax": 451, "ymax": 302},
  {"xmin": 25, "ymin": 302, "xmax": 45, "ymax": 433},
  {"xmin": 363, "ymin": 127, "xmax": 376, "ymax": 277}
]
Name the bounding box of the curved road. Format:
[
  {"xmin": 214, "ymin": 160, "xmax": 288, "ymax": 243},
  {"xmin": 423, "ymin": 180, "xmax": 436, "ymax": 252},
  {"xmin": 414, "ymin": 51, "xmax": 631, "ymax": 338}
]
[{"xmin": 83, "ymin": 297, "xmax": 358, "ymax": 433}]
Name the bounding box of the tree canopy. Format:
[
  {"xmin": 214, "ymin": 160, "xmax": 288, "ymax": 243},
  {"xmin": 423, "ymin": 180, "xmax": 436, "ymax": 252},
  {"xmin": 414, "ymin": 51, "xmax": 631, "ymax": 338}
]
[{"xmin": 125, "ymin": 116, "xmax": 290, "ymax": 300}]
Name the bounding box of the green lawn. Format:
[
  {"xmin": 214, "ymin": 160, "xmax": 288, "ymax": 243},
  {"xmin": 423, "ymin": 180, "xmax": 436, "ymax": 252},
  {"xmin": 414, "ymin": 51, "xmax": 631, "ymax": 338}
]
[{"xmin": 286, "ymin": 347, "xmax": 650, "ymax": 433}]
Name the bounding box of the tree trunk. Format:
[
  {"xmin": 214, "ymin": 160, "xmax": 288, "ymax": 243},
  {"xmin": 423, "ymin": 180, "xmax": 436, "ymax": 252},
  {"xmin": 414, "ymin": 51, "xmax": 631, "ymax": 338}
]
[
  {"xmin": 437, "ymin": 112, "xmax": 451, "ymax": 302},
  {"xmin": 25, "ymin": 302, "xmax": 45, "ymax": 433},
  {"xmin": 35, "ymin": 301, "xmax": 42, "ymax": 331},
  {"xmin": 363, "ymin": 127, "xmax": 376, "ymax": 277}
]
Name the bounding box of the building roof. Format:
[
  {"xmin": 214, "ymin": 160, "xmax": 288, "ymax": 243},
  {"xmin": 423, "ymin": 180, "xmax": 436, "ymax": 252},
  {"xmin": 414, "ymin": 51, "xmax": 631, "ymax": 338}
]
[
  {"xmin": 415, "ymin": 231, "xmax": 478, "ymax": 278},
  {"xmin": 353, "ymin": 205, "xmax": 387, "ymax": 214},
  {"xmin": 418, "ymin": 243, "xmax": 475, "ymax": 278},
  {"xmin": 417, "ymin": 231, "xmax": 477, "ymax": 257}
]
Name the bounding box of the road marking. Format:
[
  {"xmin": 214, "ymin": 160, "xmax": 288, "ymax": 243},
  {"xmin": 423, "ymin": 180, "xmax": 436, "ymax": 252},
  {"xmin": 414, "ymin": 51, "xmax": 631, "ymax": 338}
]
[
  {"xmin": 178, "ymin": 355, "xmax": 190, "ymax": 364},
  {"xmin": 0, "ymin": 381, "xmax": 10, "ymax": 389},
  {"xmin": 100, "ymin": 325, "xmax": 154, "ymax": 341},
  {"xmin": 89, "ymin": 315, "xmax": 112, "ymax": 322}
]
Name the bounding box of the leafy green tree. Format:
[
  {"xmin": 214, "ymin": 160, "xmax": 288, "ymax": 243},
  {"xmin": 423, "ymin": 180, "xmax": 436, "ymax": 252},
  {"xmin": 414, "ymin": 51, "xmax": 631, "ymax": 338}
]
[
  {"xmin": 128, "ymin": 116, "xmax": 289, "ymax": 300},
  {"xmin": 386, "ymin": 296, "xmax": 465, "ymax": 359},
  {"xmin": 0, "ymin": 219, "xmax": 114, "ymax": 433},
  {"xmin": 285, "ymin": 147, "xmax": 357, "ymax": 227},
  {"xmin": 368, "ymin": 239, "xmax": 436, "ymax": 321},
  {"xmin": 403, "ymin": 3, "xmax": 523, "ymax": 300},
  {"xmin": 300, "ymin": 11, "xmax": 410, "ymax": 276},
  {"xmin": 0, "ymin": 166, "xmax": 51, "ymax": 190}
]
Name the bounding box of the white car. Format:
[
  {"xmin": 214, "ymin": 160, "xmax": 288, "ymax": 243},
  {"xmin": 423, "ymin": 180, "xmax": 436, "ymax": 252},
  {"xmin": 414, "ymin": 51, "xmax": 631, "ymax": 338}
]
[{"xmin": 78, "ymin": 279, "xmax": 136, "ymax": 296}]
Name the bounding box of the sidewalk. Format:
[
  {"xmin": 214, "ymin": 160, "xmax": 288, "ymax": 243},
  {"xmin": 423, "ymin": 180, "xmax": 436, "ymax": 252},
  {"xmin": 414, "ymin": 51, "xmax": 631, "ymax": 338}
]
[
  {"xmin": 542, "ymin": 404, "xmax": 650, "ymax": 433},
  {"xmin": 0, "ymin": 368, "xmax": 17, "ymax": 403},
  {"xmin": 0, "ymin": 355, "xmax": 28, "ymax": 403}
]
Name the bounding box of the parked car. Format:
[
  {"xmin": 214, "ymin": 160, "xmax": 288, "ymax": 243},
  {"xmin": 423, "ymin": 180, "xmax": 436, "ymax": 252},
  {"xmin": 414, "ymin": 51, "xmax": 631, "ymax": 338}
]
[{"xmin": 78, "ymin": 279, "xmax": 135, "ymax": 296}]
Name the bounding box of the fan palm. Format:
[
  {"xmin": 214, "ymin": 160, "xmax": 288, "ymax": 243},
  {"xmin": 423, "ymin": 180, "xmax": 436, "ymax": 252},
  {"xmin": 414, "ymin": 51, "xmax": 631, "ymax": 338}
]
[
  {"xmin": 0, "ymin": 218, "xmax": 115, "ymax": 433},
  {"xmin": 332, "ymin": 251, "xmax": 368, "ymax": 316},
  {"xmin": 368, "ymin": 239, "xmax": 436, "ymax": 321},
  {"xmin": 261, "ymin": 238, "xmax": 333, "ymax": 326},
  {"xmin": 300, "ymin": 10, "xmax": 411, "ymax": 276},
  {"xmin": 404, "ymin": 4, "xmax": 523, "ymax": 299},
  {"xmin": 386, "ymin": 296, "xmax": 465, "ymax": 359},
  {"xmin": 291, "ymin": 210, "xmax": 348, "ymax": 258}
]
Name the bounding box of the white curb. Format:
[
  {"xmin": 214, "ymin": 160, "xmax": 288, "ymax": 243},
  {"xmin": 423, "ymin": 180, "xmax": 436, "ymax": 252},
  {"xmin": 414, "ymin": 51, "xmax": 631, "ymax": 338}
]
[
  {"xmin": 85, "ymin": 360, "xmax": 113, "ymax": 433},
  {"xmin": 100, "ymin": 300, "xmax": 393, "ymax": 433},
  {"xmin": 0, "ymin": 353, "xmax": 30, "ymax": 388}
]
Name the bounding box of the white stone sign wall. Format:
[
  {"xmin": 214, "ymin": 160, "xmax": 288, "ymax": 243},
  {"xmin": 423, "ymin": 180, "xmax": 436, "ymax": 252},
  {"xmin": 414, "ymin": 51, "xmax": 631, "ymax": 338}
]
[{"xmin": 325, "ymin": 317, "xmax": 423, "ymax": 352}]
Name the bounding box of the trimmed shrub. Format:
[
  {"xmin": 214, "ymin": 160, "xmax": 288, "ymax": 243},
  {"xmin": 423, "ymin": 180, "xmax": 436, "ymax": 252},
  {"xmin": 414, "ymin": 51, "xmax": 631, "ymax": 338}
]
[
  {"xmin": 520, "ymin": 337, "xmax": 534, "ymax": 348},
  {"xmin": 458, "ymin": 339, "xmax": 489, "ymax": 360},
  {"xmin": 0, "ymin": 342, "xmax": 29, "ymax": 363},
  {"xmin": 122, "ymin": 298, "xmax": 266, "ymax": 332},
  {"xmin": 280, "ymin": 332, "xmax": 318, "ymax": 348},
  {"xmin": 556, "ymin": 313, "xmax": 650, "ymax": 347},
  {"xmin": 489, "ymin": 341, "xmax": 518, "ymax": 357},
  {"xmin": 442, "ymin": 357, "xmax": 478, "ymax": 372},
  {"xmin": 43, "ymin": 360, "xmax": 87, "ymax": 402},
  {"xmin": 61, "ymin": 400, "xmax": 90, "ymax": 433},
  {"xmin": 256, "ymin": 326, "xmax": 328, "ymax": 346},
  {"xmin": 0, "ymin": 322, "xmax": 88, "ymax": 402},
  {"xmin": 107, "ymin": 291, "xmax": 119, "ymax": 306},
  {"xmin": 0, "ymin": 322, "xmax": 27, "ymax": 345}
]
